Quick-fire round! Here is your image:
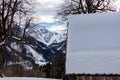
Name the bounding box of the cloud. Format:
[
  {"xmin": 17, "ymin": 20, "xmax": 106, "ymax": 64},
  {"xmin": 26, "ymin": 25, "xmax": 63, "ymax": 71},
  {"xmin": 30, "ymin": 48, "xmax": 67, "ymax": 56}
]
[
  {"xmin": 113, "ymin": 0, "xmax": 120, "ymax": 11},
  {"xmin": 48, "ymin": 23, "xmax": 67, "ymax": 34},
  {"xmin": 32, "ymin": 0, "xmax": 64, "ymax": 22},
  {"xmin": 49, "ymin": 25, "xmax": 67, "ymax": 31},
  {"xmin": 35, "ymin": 0, "xmax": 64, "ymax": 5}
]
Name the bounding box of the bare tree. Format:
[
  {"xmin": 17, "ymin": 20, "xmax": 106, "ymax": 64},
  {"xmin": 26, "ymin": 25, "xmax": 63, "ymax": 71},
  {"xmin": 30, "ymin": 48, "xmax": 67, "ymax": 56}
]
[
  {"xmin": 0, "ymin": 0, "xmax": 34, "ymax": 76},
  {"xmin": 57, "ymin": 0, "xmax": 116, "ymax": 19}
]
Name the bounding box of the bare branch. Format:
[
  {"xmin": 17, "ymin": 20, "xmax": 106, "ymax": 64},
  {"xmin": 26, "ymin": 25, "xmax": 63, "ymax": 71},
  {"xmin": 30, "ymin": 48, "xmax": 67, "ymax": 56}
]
[{"xmin": 57, "ymin": 0, "xmax": 116, "ymax": 20}]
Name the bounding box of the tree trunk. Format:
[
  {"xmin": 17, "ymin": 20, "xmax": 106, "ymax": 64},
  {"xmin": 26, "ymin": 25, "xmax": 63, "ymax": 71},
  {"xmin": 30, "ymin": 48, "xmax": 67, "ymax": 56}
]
[
  {"xmin": 86, "ymin": 0, "xmax": 93, "ymax": 13},
  {"xmin": 0, "ymin": 45, "xmax": 4, "ymax": 76}
]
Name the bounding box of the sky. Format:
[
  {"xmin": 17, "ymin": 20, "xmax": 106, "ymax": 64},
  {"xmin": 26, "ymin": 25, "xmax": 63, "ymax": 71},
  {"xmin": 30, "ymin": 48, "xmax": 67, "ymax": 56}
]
[
  {"xmin": 114, "ymin": 0, "xmax": 120, "ymax": 11},
  {"xmin": 32, "ymin": 0, "xmax": 64, "ymax": 23}
]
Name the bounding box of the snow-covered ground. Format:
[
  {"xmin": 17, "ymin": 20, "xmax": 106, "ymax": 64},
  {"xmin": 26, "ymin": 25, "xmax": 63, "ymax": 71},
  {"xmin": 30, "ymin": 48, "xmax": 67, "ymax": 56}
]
[
  {"xmin": 67, "ymin": 12, "xmax": 120, "ymax": 74},
  {"xmin": 0, "ymin": 77, "xmax": 61, "ymax": 80}
]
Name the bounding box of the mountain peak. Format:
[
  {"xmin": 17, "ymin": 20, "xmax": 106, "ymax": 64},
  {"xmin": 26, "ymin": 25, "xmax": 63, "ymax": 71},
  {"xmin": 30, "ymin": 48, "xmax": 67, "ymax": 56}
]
[{"xmin": 27, "ymin": 28, "xmax": 66, "ymax": 46}]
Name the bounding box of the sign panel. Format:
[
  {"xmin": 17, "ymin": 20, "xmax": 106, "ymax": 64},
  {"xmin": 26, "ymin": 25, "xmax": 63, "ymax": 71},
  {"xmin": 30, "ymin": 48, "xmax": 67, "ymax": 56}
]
[{"xmin": 66, "ymin": 12, "xmax": 120, "ymax": 74}]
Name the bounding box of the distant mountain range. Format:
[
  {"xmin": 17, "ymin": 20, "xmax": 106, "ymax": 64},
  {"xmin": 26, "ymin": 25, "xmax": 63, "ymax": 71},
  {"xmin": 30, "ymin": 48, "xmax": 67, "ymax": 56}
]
[
  {"xmin": 5, "ymin": 22, "xmax": 67, "ymax": 69},
  {"xmin": 27, "ymin": 28, "xmax": 67, "ymax": 46}
]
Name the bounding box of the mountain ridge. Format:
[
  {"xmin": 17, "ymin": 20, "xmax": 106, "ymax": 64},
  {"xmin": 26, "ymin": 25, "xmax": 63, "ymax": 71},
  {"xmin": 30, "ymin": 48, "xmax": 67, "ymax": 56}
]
[{"xmin": 26, "ymin": 28, "xmax": 67, "ymax": 46}]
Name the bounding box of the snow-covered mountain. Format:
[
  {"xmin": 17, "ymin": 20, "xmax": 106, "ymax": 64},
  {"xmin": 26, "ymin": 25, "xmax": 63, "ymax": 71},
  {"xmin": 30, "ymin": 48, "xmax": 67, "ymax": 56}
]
[
  {"xmin": 26, "ymin": 28, "xmax": 67, "ymax": 46},
  {"xmin": 5, "ymin": 36, "xmax": 51, "ymax": 69},
  {"xmin": 5, "ymin": 26, "xmax": 67, "ymax": 69}
]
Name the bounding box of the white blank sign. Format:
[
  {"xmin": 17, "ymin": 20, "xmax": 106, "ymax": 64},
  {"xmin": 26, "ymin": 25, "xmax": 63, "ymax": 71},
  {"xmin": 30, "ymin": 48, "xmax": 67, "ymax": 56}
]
[{"xmin": 66, "ymin": 12, "xmax": 120, "ymax": 74}]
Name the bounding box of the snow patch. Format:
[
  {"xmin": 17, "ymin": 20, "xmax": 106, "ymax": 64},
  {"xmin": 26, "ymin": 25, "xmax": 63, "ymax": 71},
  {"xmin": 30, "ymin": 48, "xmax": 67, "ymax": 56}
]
[
  {"xmin": 10, "ymin": 42, "xmax": 21, "ymax": 52},
  {"xmin": 12, "ymin": 36, "xmax": 21, "ymax": 40},
  {"xmin": 0, "ymin": 40, "xmax": 5, "ymax": 46},
  {"xmin": 25, "ymin": 45, "xmax": 47, "ymax": 65},
  {"xmin": 7, "ymin": 61, "xmax": 33, "ymax": 70}
]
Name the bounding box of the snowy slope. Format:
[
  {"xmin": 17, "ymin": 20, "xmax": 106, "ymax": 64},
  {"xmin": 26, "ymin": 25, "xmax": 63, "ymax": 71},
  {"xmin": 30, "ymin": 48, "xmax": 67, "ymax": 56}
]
[
  {"xmin": 25, "ymin": 45, "xmax": 47, "ymax": 65},
  {"xmin": 67, "ymin": 12, "xmax": 120, "ymax": 74},
  {"xmin": 1, "ymin": 77, "xmax": 61, "ymax": 80},
  {"xmin": 5, "ymin": 35, "xmax": 52, "ymax": 68},
  {"xmin": 27, "ymin": 28, "xmax": 66, "ymax": 45}
]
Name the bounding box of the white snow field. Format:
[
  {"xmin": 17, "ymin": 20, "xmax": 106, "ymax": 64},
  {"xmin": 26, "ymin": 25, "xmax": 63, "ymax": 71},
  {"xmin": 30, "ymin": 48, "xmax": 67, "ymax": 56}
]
[
  {"xmin": 0, "ymin": 77, "xmax": 61, "ymax": 80},
  {"xmin": 66, "ymin": 12, "xmax": 120, "ymax": 74}
]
